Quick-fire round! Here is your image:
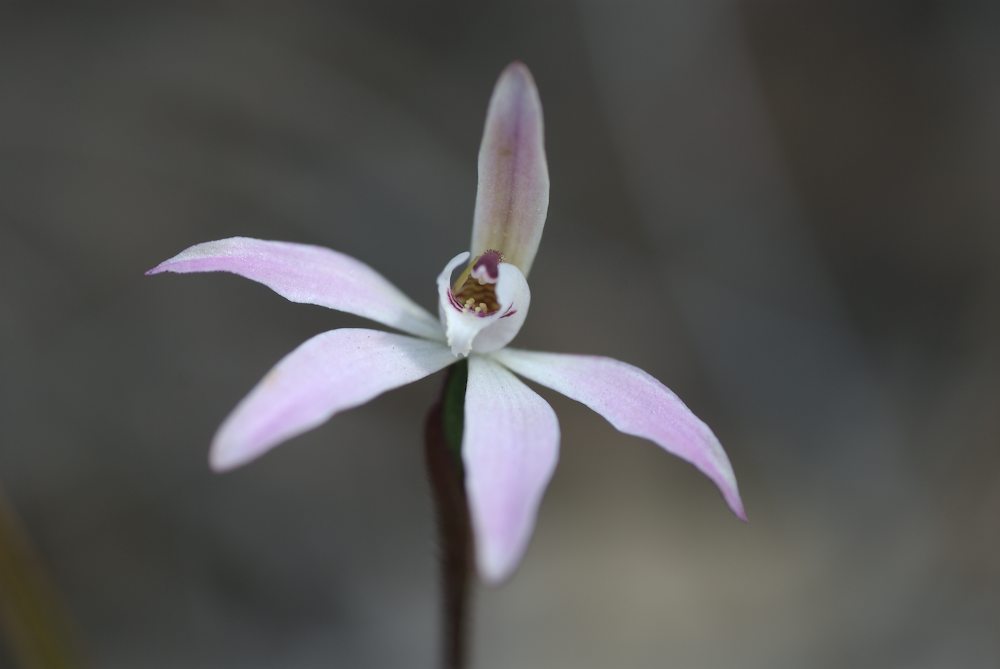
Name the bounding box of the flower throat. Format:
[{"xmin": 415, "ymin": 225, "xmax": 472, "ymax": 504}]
[{"xmin": 451, "ymin": 250, "xmax": 503, "ymax": 316}]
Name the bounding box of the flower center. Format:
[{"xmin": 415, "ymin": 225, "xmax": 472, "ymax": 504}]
[{"xmin": 451, "ymin": 250, "xmax": 503, "ymax": 316}]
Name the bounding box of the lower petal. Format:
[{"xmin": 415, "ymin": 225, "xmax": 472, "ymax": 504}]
[
  {"xmin": 492, "ymin": 349, "xmax": 745, "ymax": 519},
  {"xmin": 211, "ymin": 329, "xmax": 455, "ymax": 470},
  {"xmin": 463, "ymin": 356, "xmax": 559, "ymax": 584}
]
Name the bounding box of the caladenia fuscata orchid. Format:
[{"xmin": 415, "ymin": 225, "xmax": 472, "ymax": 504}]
[{"xmin": 148, "ymin": 63, "xmax": 745, "ymax": 591}]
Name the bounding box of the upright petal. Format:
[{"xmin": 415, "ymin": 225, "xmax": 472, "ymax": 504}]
[
  {"xmin": 211, "ymin": 329, "xmax": 455, "ymax": 471},
  {"xmin": 463, "ymin": 356, "xmax": 559, "ymax": 584},
  {"xmin": 470, "ymin": 62, "xmax": 549, "ymax": 276},
  {"xmin": 493, "ymin": 349, "xmax": 745, "ymax": 519},
  {"xmin": 147, "ymin": 237, "xmax": 443, "ymax": 340},
  {"xmin": 436, "ymin": 253, "xmax": 530, "ymax": 357}
]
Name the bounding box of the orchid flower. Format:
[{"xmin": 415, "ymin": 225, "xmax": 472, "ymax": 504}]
[{"xmin": 147, "ymin": 62, "xmax": 744, "ymax": 584}]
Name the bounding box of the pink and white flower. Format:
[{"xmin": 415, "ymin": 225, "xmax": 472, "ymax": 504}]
[{"xmin": 148, "ymin": 62, "xmax": 744, "ymax": 584}]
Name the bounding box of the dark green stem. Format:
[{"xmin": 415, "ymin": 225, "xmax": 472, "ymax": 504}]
[{"xmin": 424, "ymin": 360, "xmax": 471, "ymax": 669}]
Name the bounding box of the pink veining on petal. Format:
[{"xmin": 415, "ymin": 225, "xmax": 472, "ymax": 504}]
[
  {"xmin": 446, "ymin": 289, "xmax": 465, "ymax": 312},
  {"xmin": 493, "ymin": 349, "xmax": 745, "ymax": 520},
  {"xmin": 147, "ymin": 237, "xmax": 442, "ymax": 340},
  {"xmin": 210, "ymin": 328, "xmax": 455, "ymax": 471},
  {"xmin": 463, "ymin": 356, "xmax": 560, "ymax": 584},
  {"xmin": 470, "ymin": 63, "xmax": 549, "ymax": 276}
]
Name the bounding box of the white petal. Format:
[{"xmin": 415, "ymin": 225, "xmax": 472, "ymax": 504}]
[
  {"xmin": 211, "ymin": 329, "xmax": 455, "ymax": 471},
  {"xmin": 464, "ymin": 356, "xmax": 559, "ymax": 584},
  {"xmin": 493, "ymin": 349, "xmax": 745, "ymax": 519},
  {"xmin": 147, "ymin": 237, "xmax": 443, "ymax": 340},
  {"xmin": 470, "ymin": 62, "xmax": 549, "ymax": 275},
  {"xmin": 436, "ymin": 253, "xmax": 530, "ymax": 357}
]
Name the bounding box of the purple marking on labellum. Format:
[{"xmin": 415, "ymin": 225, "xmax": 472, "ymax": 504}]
[
  {"xmin": 471, "ymin": 250, "xmax": 503, "ymax": 283},
  {"xmin": 447, "ymin": 290, "xmax": 464, "ymax": 311}
]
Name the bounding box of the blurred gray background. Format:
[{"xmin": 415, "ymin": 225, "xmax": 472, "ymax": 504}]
[{"xmin": 1, "ymin": 1, "xmax": 998, "ymax": 668}]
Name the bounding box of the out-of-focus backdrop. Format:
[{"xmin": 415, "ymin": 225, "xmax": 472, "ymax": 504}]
[{"xmin": 1, "ymin": 2, "xmax": 998, "ymax": 667}]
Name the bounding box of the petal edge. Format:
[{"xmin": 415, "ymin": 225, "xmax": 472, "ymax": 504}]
[
  {"xmin": 493, "ymin": 349, "xmax": 745, "ymax": 519},
  {"xmin": 211, "ymin": 329, "xmax": 455, "ymax": 470},
  {"xmin": 464, "ymin": 355, "xmax": 560, "ymax": 584},
  {"xmin": 470, "ymin": 63, "xmax": 549, "ymax": 276},
  {"xmin": 148, "ymin": 237, "xmax": 443, "ymax": 340}
]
